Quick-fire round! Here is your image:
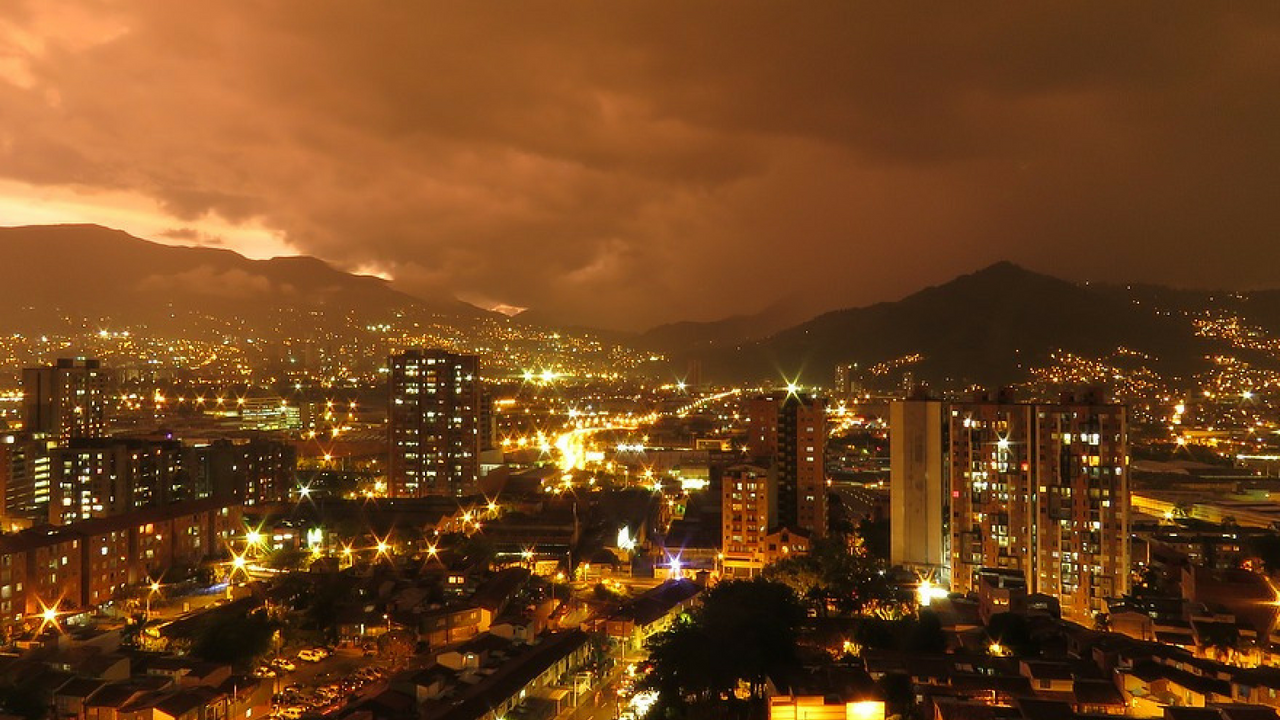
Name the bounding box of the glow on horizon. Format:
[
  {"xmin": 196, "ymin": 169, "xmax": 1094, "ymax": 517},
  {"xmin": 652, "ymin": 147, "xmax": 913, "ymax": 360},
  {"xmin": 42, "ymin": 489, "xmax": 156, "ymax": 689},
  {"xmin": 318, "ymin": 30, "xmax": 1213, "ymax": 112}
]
[{"xmin": 0, "ymin": 179, "xmax": 296, "ymax": 260}]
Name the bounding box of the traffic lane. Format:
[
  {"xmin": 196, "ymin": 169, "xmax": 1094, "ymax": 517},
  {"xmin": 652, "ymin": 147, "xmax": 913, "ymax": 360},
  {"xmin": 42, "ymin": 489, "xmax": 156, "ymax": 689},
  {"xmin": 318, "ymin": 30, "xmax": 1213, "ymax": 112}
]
[{"xmin": 560, "ymin": 662, "xmax": 628, "ymax": 720}]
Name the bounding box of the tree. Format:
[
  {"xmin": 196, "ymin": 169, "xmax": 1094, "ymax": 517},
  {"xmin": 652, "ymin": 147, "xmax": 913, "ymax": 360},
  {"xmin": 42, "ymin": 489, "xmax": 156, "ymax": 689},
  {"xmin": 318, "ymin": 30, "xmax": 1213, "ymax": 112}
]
[
  {"xmin": 1132, "ymin": 565, "xmax": 1163, "ymax": 596},
  {"xmin": 908, "ymin": 610, "xmax": 947, "ymax": 653},
  {"xmin": 762, "ymin": 536, "xmax": 897, "ymax": 616},
  {"xmin": 0, "ymin": 682, "xmax": 48, "ymax": 720},
  {"xmin": 641, "ymin": 579, "xmax": 805, "ymax": 718},
  {"xmin": 852, "ymin": 614, "xmax": 945, "ymax": 654},
  {"xmin": 986, "ymin": 612, "xmax": 1037, "ymax": 657},
  {"xmin": 190, "ymin": 609, "xmax": 278, "ymax": 665},
  {"xmin": 121, "ymin": 614, "xmax": 147, "ymax": 649},
  {"xmin": 456, "ymin": 533, "xmax": 496, "ymax": 570},
  {"xmin": 593, "ymin": 582, "xmax": 624, "ymax": 602},
  {"xmin": 857, "ymin": 517, "xmax": 891, "ymax": 562},
  {"xmin": 264, "ymin": 547, "xmax": 310, "ymax": 571},
  {"xmin": 378, "ymin": 628, "xmax": 415, "ymax": 668},
  {"xmin": 879, "ymin": 673, "xmax": 915, "ymax": 720},
  {"xmin": 1247, "ymin": 534, "xmax": 1280, "ymax": 573}
]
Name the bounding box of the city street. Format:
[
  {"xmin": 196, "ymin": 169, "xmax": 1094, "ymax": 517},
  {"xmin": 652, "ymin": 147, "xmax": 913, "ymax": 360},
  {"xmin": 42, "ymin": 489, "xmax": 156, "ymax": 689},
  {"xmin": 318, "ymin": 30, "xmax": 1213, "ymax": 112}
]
[{"xmin": 559, "ymin": 663, "xmax": 627, "ymax": 720}]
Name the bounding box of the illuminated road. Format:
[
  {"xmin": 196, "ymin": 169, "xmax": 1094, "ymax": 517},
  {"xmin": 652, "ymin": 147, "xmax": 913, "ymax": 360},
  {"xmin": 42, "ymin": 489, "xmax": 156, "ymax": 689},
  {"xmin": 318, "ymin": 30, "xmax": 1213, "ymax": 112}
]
[
  {"xmin": 551, "ymin": 389, "xmax": 741, "ymax": 473},
  {"xmin": 559, "ymin": 663, "xmax": 628, "ymax": 720}
]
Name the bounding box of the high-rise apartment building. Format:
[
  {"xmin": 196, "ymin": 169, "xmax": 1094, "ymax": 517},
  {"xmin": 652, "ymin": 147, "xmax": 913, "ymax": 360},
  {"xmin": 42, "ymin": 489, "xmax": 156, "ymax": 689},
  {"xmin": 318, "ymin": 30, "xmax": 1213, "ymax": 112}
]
[
  {"xmin": 834, "ymin": 363, "xmax": 863, "ymax": 399},
  {"xmin": 890, "ymin": 390, "xmax": 1129, "ymax": 619},
  {"xmin": 388, "ymin": 349, "xmax": 482, "ymax": 497},
  {"xmin": 1027, "ymin": 398, "xmax": 1130, "ymax": 616},
  {"xmin": 721, "ymin": 464, "xmax": 771, "ymax": 577},
  {"xmin": 743, "ymin": 396, "xmax": 780, "ymax": 459},
  {"xmin": 0, "ymin": 432, "xmax": 53, "ymax": 523},
  {"xmin": 742, "ymin": 392, "xmax": 827, "ymax": 538},
  {"xmin": 22, "ymin": 358, "xmax": 107, "ymax": 443},
  {"xmin": 50, "ymin": 438, "xmax": 183, "ymax": 525},
  {"xmin": 889, "ymin": 399, "xmax": 948, "ymax": 581},
  {"xmin": 948, "ymin": 398, "xmax": 1037, "ymax": 590}
]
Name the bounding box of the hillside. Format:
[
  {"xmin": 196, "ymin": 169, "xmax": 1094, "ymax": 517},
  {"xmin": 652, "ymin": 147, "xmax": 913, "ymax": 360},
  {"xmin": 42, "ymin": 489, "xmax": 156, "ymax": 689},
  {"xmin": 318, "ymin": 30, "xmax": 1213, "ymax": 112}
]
[
  {"xmin": 674, "ymin": 262, "xmax": 1269, "ymax": 388},
  {"xmin": 640, "ymin": 295, "xmax": 811, "ymax": 354},
  {"xmin": 0, "ymin": 224, "xmax": 490, "ymax": 333}
]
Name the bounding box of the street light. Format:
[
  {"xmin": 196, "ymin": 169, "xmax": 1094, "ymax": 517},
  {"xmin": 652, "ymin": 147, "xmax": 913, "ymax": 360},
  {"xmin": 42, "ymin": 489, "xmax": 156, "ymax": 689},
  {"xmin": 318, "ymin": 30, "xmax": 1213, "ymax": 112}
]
[
  {"xmin": 146, "ymin": 580, "xmax": 162, "ymax": 619},
  {"xmin": 36, "ymin": 602, "xmax": 60, "ymax": 634}
]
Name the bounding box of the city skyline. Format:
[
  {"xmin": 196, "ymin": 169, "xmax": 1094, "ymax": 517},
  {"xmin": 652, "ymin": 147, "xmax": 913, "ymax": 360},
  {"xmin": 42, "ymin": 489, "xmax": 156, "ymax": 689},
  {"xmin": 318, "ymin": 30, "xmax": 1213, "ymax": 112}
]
[
  {"xmin": 2, "ymin": 3, "xmax": 1279, "ymax": 328},
  {"xmin": 4, "ymin": 7, "xmax": 1280, "ymax": 716}
]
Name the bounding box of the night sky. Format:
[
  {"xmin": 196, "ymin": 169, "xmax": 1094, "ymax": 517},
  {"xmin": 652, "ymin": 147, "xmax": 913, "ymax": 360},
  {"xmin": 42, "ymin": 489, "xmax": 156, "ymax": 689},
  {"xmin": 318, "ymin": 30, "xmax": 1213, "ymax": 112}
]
[{"xmin": 2, "ymin": 3, "xmax": 1278, "ymax": 329}]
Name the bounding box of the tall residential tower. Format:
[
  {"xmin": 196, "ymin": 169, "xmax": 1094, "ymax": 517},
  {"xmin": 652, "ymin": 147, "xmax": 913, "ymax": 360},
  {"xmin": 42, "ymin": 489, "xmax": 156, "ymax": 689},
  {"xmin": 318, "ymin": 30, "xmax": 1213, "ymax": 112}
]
[
  {"xmin": 22, "ymin": 358, "xmax": 107, "ymax": 442},
  {"xmin": 742, "ymin": 392, "xmax": 828, "ymax": 537},
  {"xmin": 889, "ymin": 398, "xmax": 948, "ymax": 581},
  {"xmin": 890, "ymin": 391, "xmax": 1129, "ymax": 619},
  {"xmin": 387, "ymin": 349, "xmax": 482, "ymax": 497}
]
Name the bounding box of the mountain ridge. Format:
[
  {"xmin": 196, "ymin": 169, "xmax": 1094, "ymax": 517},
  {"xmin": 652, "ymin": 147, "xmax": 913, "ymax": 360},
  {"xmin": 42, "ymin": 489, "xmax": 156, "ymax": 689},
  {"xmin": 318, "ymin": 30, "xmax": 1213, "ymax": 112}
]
[
  {"xmin": 656, "ymin": 261, "xmax": 1279, "ymax": 388},
  {"xmin": 0, "ymin": 224, "xmax": 493, "ymax": 332}
]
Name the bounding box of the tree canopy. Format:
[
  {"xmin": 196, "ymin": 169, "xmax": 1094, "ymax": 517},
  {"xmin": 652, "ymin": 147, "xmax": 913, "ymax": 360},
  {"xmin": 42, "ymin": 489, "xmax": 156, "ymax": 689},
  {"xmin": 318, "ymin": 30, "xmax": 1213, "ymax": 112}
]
[
  {"xmin": 762, "ymin": 536, "xmax": 898, "ymax": 616},
  {"xmin": 189, "ymin": 608, "xmax": 277, "ymax": 665},
  {"xmin": 642, "ymin": 579, "xmax": 805, "ymax": 718}
]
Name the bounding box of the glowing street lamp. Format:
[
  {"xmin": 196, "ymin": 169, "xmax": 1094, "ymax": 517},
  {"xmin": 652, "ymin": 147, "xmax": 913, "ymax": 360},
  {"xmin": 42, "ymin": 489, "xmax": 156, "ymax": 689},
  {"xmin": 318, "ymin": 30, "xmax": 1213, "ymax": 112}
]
[
  {"xmin": 146, "ymin": 580, "xmax": 162, "ymax": 619},
  {"xmin": 36, "ymin": 602, "xmax": 61, "ymax": 634},
  {"xmin": 374, "ymin": 535, "xmax": 391, "ymax": 562},
  {"xmin": 229, "ymin": 553, "xmax": 247, "ymax": 582},
  {"xmin": 916, "ymin": 579, "xmax": 948, "ymax": 607}
]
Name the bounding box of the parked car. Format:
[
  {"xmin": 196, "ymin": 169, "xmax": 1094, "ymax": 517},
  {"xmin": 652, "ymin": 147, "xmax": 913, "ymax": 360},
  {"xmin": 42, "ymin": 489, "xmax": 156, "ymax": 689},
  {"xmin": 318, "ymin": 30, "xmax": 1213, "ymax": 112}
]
[
  {"xmin": 297, "ymin": 648, "xmax": 327, "ymax": 662},
  {"xmin": 272, "ymin": 658, "xmax": 297, "ymax": 672}
]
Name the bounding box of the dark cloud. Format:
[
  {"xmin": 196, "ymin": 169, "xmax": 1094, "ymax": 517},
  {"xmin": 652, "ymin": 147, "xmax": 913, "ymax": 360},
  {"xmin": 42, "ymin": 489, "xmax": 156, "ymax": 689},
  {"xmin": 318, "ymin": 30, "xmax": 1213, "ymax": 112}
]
[
  {"xmin": 1, "ymin": 2, "xmax": 1279, "ymax": 328},
  {"xmin": 137, "ymin": 266, "xmax": 287, "ymax": 299},
  {"xmin": 159, "ymin": 227, "xmax": 223, "ymax": 246}
]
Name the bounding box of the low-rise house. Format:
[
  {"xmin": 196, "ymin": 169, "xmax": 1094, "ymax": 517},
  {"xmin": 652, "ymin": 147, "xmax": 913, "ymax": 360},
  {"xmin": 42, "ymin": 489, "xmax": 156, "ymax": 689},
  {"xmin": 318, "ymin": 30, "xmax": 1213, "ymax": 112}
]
[
  {"xmin": 768, "ymin": 666, "xmax": 884, "ymax": 720},
  {"xmin": 1072, "ymin": 679, "xmax": 1128, "ymax": 715},
  {"xmin": 417, "ymin": 630, "xmax": 592, "ymax": 720},
  {"xmin": 416, "ymin": 605, "xmax": 486, "ymax": 648},
  {"xmin": 1020, "ymin": 661, "xmax": 1074, "ymax": 697},
  {"xmin": 435, "ymin": 634, "xmax": 512, "ymax": 672},
  {"xmin": 601, "ymin": 579, "xmax": 701, "ymax": 655},
  {"xmin": 54, "ymin": 677, "xmax": 109, "ymax": 719},
  {"xmin": 85, "ymin": 684, "xmax": 157, "ymax": 720}
]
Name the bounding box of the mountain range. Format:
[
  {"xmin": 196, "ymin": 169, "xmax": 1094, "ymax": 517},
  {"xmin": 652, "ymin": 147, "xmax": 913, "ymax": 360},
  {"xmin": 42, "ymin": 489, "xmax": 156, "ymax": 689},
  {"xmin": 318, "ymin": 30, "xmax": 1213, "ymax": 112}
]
[
  {"xmin": 4, "ymin": 224, "xmax": 1279, "ymax": 390},
  {"xmin": 0, "ymin": 224, "xmax": 491, "ymax": 334},
  {"xmin": 644, "ymin": 263, "xmax": 1280, "ymax": 388}
]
